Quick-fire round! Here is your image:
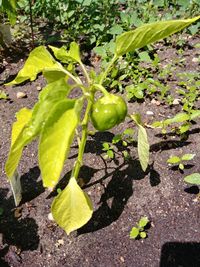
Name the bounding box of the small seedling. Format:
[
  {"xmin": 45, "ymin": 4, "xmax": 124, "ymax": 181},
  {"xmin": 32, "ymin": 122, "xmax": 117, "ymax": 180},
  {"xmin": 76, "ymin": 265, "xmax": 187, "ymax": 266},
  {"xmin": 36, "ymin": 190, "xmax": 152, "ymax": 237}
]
[
  {"xmin": 167, "ymin": 153, "xmax": 195, "ymax": 171},
  {"xmin": 0, "ymin": 90, "xmax": 8, "ymax": 100},
  {"xmin": 130, "ymin": 216, "xmax": 149, "ymax": 239},
  {"xmin": 102, "ymin": 142, "xmax": 114, "ymax": 160}
]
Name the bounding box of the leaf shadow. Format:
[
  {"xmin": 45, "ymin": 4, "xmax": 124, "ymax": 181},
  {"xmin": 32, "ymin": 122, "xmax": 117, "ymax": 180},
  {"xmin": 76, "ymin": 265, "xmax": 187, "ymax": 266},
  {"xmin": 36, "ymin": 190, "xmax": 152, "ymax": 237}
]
[
  {"xmin": 78, "ymin": 159, "xmax": 147, "ymax": 235},
  {"xmin": 0, "ymin": 188, "xmax": 39, "ymax": 265},
  {"xmin": 20, "ymin": 166, "xmax": 45, "ymax": 204}
]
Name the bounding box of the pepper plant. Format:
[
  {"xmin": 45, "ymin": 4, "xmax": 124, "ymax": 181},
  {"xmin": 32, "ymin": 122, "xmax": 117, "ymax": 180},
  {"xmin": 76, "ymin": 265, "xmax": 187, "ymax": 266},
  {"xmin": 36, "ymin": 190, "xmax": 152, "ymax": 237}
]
[{"xmin": 5, "ymin": 16, "xmax": 200, "ymax": 234}]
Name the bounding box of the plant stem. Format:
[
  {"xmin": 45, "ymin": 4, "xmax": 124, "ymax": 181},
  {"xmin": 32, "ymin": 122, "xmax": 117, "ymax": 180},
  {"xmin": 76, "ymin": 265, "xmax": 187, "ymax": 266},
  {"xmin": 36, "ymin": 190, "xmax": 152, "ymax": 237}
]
[
  {"xmin": 99, "ymin": 54, "xmax": 118, "ymax": 85},
  {"xmin": 71, "ymin": 92, "xmax": 94, "ymax": 180},
  {"xmin": 62, "ymin": 67, "xmax": 83, "ymax": 85},
  {"xmin": 79, "ymin": 61, "xmax": 91, "ymax": 85},
  {"xmin": 28, "ymin": 0, "xmax": 34, "ymax": 48}
]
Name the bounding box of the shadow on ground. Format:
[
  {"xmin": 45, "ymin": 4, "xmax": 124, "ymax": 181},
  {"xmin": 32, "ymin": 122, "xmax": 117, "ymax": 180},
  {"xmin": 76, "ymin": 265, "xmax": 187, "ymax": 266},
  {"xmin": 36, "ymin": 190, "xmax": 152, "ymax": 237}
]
[{"xmin": 160, "ymin": 242, "xmax": 200, "ymax": 267}]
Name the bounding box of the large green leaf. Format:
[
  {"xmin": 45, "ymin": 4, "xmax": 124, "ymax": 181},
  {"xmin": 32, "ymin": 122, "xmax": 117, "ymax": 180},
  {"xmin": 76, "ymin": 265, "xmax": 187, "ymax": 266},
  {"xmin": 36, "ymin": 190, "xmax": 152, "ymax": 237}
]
[
  {"xmin": 115, "ymin": 16, "xmax": 200, "ymax": 56},
  {"xmin": 131, "ymin": 114, "xmax": 149, "ymax": 171},
  {"xmin": 39, "ymin": 99, "xmax": 82, "ymax": 188},
  {"xmin": 6, "ymin": 46, "xmax": 57, "ymax": 85},
  {"xmin": 5, "ymin": 108, "xmax": 32, "ymax": 178},
  {"xmin": 5, "ymin": 79, "xmax": 71, "ymax": 178},
  {"xmin": 51, "ymin": 177, "xmax": 93, "ymax": 234},
  {"xmin": 49, "ymin": 42, "xmax": 81, "ymax": 64}
]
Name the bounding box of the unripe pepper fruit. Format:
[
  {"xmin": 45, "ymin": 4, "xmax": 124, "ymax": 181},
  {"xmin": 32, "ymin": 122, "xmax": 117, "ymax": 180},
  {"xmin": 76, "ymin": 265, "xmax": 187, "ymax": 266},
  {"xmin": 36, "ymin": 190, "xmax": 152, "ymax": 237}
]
[{"xmin": 90, "ymin": 94, "xmax": 127, "ymax": 131}]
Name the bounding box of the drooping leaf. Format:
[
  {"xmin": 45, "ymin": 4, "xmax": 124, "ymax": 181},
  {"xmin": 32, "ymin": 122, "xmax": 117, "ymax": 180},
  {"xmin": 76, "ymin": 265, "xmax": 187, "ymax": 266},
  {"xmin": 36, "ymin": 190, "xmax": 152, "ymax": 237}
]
[
  {"xmin": 51, "ymin": 177, "xmax": 93, "ymax": 234},
  {"xmin": 43, "ymin": 65, "xmax": 67, "ymax": 83},
  {"xmin": 39, "ymin": 99, "xmax": 82, "ymax": 188},
  {"xmin": 184, "ymin": 173, "xmax": 200, "ymax": 185},
  {"xmin": 6, "ymin": 46, "xmax": 57, "ymax": 85},
  {"xmin": 131, "ymin": 114, "xmax": 149, "ymax": 171},
  {"xmin": 10, "ymin": 170, "xmax": 21, "ymax": 206},
  {"xmin": 5, "ymin": 79, "xmax": 71, "ymax": 178},
  {"xmin": 138, "ymin": 125, "xmax": 149, "ymax": 172},
  {"xmin": 115, "ymin": 16, "xmax": 200, "ymax": 56},
  {"xmin": 5, "ymin": 108, "xmax": 32, "ymax": 178},
  {"xmin": 49, "ymin": 42, "xmax": 81, "ymax": 64}
]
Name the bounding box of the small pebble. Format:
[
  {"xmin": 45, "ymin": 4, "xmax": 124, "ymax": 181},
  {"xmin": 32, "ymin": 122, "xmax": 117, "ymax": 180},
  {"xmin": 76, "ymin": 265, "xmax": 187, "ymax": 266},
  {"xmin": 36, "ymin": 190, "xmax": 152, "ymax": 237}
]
[
  {"xmin": 48, "ymin": 213, "xmax": 54, "ymax": 221},
  {"xmin": 17, "ymin": 92, "xmax": 27, "ymax": 99},
  {"xmin": 172, "ymin": 98, "xmax": 181, "ymax": 105},
  {"xmin": 151, "ymin": 99, "xmax": 160, "ymax": 106},
  {"xmin": 120, "ymin": 256, "xmax": 125, "ymax": 263},
  {"xmin": 146, "ymin": 111, "xmax": 154, "ymax": 116},
  {"xmin": 192, "ymin": 57, "xmax": 199, "ymax": 63},
  {"xmin": 36, "ymin": 86, "xmax": 42, "ymax": 91}
]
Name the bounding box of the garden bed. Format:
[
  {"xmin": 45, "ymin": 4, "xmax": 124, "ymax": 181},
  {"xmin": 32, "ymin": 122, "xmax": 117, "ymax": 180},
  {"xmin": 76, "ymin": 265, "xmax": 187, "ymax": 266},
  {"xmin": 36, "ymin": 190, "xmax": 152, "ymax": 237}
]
[{"xmin": 0, "ymin": 33, "xmax": 200, "ymax": 267}]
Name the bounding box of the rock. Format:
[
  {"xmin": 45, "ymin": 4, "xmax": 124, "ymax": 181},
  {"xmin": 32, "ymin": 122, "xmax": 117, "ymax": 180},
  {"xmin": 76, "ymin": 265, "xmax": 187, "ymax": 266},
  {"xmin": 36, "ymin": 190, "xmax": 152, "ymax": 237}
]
[
  {"xmin": 17, "ymin": 92, "xmax": 27, "ymax": 99},
  {"xmin": 172, "ymin": 98, "xmax": 181, "ymax": 105},
  {"xmin": 36, "ymin": 86, "xmax": 42, "ymax": 91},
  {"xmin": 192, "ymin": 57, "xmax": 199, "ymax": 63},
  {"xmin": 146, "ymin": 111, "xmax": 154, "ymax": 116},
  {"xmin": 151, "ymin": 99, "xmax": 161, "ymax": 106},
  {"xmin": 48, "ymin": 213, "xmax": 54, "ymax": 221}
]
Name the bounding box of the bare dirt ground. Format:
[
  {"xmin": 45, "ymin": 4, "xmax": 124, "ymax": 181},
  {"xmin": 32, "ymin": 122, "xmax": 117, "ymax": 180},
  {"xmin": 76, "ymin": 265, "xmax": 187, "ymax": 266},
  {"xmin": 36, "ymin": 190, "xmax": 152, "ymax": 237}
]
[{"xmin": 0, "ymin": 35, "xmax": 200, "ymax": 267}]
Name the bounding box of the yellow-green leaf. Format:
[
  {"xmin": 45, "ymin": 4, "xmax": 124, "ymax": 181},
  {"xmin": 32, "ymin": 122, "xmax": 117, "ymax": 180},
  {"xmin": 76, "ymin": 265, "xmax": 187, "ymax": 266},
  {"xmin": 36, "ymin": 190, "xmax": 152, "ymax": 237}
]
[
  {"xmin": 51, "ymin": 177, "xmax": 93, "ymax": 235},
  {"xmin": 115, "ymin": 16, "xmax": 200, "ymax": 56},
  {"xmin": 49, "ymin": 42, "xmax": 81, "ymax": 63},
  {"xmin": 11, "ymin": 108, "xmax": 32, "ymax": 146},
  {"xmin": 5, "ymin": 108, "xmax": 32, "ymax": 178},
  {"xmin": 6, "ymin": 46, "xmax": 57, "ymax": 85},
  {"xmin": 39, "ymin": 99, "xmax": 82, "ymax": 188},
  {"xmin": 138, "ymin": 125, "xmax": 149, "ymax": 172}
]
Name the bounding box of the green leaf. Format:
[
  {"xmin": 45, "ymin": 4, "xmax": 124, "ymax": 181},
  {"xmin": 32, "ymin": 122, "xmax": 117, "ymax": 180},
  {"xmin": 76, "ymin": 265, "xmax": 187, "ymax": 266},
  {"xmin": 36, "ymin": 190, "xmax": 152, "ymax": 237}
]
[
  {"xmin": 190, "ymin": 110, "xmax": 200, "ymax": 120},
  {"xmin": 5, "ymin": 108, "xmax": 32, "ymax": 178},
  {"xmin": 43, "ymin": 65, "xmax": 67, "ymax": 83},
  {"xmin": 130, "ymin": 227, "xmax": 140, "ymax": 239},
  {"xmin": 140, "ymin": 231, "xmax": 147, "ymax": 239},
  {"xmin": 107, "ymin": 150, "xmax": 114, "ymax": 159},
  {"xmin": 6, "ymin": 46, "xmax": 57, "ymax": 85},
  {"xmin": 184, "ymin": 173, "xmax": 200, "ymax": 185},
  {"xmin": 131, "ymin": 114, "xmax": 149, "ymax": 171},
  {"xmin": 115, "ymin": 16, "xmax": 200, "ymax": 56},
  {"xmin": 181, "ymin": 154, "xmax": 195, "ymax": 161},
  {"xmin": 138, "ymin": 125, "xmax": 149, "ymax": 172},
  {"xmin": 1, "ymin": 0, "xmax": 17, "ymax": 25},
  {"xmin": 168, "ymin": 112, "xmax": 190, "ymax": 124},
  {"xmin": 179, "ymin": 163, "xmax": 184, "ymax": 170},
  {"xmin": 10, "ymin": 170, "xmax": 22, "ymax": 206},
  {"xmin": 0, "ymin": 89, "xmax": 8, "ymax": 99},
  {"xmin": 39, "ymin": 99, "xmax": 82, "ymax": 188},
  {"xmin": 109, "ymin": 25, "xmax": 123, "ymax": 35},
  {"xmin": 49, "ymin": 42, "xmax": 81, "ymax": 64},
  {"xmin": 138, "ymin": 216, "xmax": 149, "ymax": 228},
  {"xmin": 167, "ymin": 156, "xmax": 181, "ymax": 164},
  {"xmin": 51, "ymin": 177, "xmax": 93, "ymax": 234}
]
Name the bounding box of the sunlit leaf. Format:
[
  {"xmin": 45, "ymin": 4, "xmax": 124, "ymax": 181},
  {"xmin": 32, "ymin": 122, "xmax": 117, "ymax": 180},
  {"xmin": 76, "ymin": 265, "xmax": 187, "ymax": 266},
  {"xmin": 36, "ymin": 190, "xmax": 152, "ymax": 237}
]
[
  {"xmin": 138, "ymin": 216, "xmax": 149, "ymax": 228},
  {"xmin": 6, "ymin": 46, "xmax": 57, "ymax": 85},
  {"xmin": 39, "ymin": 99, "xmax": 82, "ymax": 188},
  {"xmin": 51, "ymin": 177, "xmax": 93, "ymax": 234},
  {"xmin": 181, "ymin": 154, "xmax": 195, "ymax": 161},
  {"xmin": 5, "ymin": 108, "xmax": 32, "ymax": 178},
  {"xmin": 167, "ymin": 156, "xmax": 180, "ymax": 164},
  {"xmin": 131, "ymin": 114, "xmax": 149, "ymax": 171},
  {"xmin": 49, "ymin": 42, "xmax": 81, "ymax": 64},
  {"xmin": 130, "ymin": 227, "xmax": 139, "ymax": 239},
  {"xmin": 115, "ymin": 16, "xmax": 200, "ymax": 56}
]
